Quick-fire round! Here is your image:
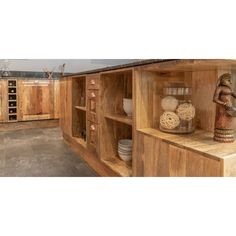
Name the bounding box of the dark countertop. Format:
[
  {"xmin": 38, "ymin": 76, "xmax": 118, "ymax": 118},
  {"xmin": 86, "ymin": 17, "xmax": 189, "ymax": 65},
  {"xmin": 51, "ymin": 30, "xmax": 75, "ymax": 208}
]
[
  {"xmin": 0, "ymin": 70, "xmax": 61, "ymax": 79},
  {"xmin": 0, "ymin": 60, "xmax": 174, "ymax": 80},
  {"xmin": 62, "ymin": 59, "xmax": 176, "ymax": 77}
]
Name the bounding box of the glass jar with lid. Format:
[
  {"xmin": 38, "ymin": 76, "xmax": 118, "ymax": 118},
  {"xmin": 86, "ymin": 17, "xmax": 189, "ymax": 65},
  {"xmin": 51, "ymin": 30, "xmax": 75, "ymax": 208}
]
[{"xmin": 159, "ymin": 82, "xmax": 195, "ymax": 134}]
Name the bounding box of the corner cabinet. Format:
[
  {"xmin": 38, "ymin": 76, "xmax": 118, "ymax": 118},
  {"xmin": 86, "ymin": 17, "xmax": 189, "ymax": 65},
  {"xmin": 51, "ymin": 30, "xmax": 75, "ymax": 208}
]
[{"xmin": 18, "ymin": 79, "xmax": 55, "ymax": 121}]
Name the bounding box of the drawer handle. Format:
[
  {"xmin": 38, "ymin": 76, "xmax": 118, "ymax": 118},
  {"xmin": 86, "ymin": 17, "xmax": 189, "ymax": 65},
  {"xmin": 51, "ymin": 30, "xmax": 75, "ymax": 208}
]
[
  {"xmin": 90, "ymin": 124, "xmax": 95, "ymax": 131},
  {"xmin": 91, "ymin": 92, "xmax": 96, "ymax": 98},
  {"xmin": 90, "ymin": 80, "xmax": 95, "ymax": 85}
]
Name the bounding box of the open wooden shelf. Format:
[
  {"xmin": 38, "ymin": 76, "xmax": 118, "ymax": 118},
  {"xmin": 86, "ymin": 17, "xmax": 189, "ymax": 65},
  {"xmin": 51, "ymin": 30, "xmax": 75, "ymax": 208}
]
[
  {"xmin": 100, "ymin": 69, "xmax": 133, "ymax": 176},
  {"xmin": 138, "ymin": 128, "xmax": 236, "ymax": 160},
  {"xmin": 72, "ymin": 76, "xmax": 87, "ymax": 144},
  {"xmin": 100, "ymin": 69, "xmax": 133, "ymax": 118},
  {"xmin": 101, "ymin": 158, "xmax": 132, "ymax": 177},
  {"xmin": 100, "ymin": 114, "xmax": 133, "ymax": 177},
  {"xmin": 74, "ymin": 106, "xmax": 86, "ymax": 111},
  {"xmin": 104, "ymin": 113, "xmax": 132, "ymax": 126}
]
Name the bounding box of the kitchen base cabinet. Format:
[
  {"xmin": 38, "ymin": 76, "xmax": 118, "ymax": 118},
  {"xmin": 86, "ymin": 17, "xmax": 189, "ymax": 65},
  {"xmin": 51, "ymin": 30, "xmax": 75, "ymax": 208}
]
[
  {"xmin": 1, "ymin": 78, "xmax": 60, "ymax": 131},
  {"xmin": 60, "ymin": 60, "xmax": 236, "ymax": 177},
  {"xmin": 18, "ymin": 80, "xmax": 55, "ymax": 121}
]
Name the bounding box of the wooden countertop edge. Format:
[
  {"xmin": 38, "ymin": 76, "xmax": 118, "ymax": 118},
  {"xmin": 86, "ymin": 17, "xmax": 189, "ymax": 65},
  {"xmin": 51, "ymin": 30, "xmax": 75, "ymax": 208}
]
[{"xmin": 137, "ymin": 128, "xmax": 236, "ymax": 162}]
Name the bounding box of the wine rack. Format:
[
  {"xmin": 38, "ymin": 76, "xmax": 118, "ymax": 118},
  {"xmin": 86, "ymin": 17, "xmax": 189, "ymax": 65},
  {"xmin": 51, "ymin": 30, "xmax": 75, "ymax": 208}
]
[{"xmin": 8, "ymin": 79, "xmax": 18, "ymax": 122}]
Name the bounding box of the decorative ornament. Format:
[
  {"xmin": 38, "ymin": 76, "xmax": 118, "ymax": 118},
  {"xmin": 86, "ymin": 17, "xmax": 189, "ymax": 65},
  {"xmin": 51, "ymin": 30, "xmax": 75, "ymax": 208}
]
[
  {"xmin": 43, "ymin": 67, "xmax": 55, "ymax": 80},
  {"xmin": 161, "ymin": 96, "xmax": 179, "ymax": 111},
  {"xmin": 160, "ymin": 111, "xmax": 180, "ymax": 129},
  {"xmin": 176, "ymin": 103, "xmax": 195, "ymax": 121},
  {"xmin": 213, "ymin": 73, "xmax": 236, "ymax": 142},
  {"xmin": 59, "ymin": 63, "xmax": 66, "ymax": 76}
]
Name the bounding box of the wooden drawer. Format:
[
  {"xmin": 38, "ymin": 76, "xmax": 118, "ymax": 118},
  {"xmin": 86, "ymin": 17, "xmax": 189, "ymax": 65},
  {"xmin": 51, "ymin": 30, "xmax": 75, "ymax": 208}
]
[
  {"xmin": 87, "ymin": 75, "xmax": 100, "ymax": 90},
  {"xmin": 87, "ymin": 90, "xmax": 99, "ymax": 113},
  {"xmin": 87, "ymin": 121, "xmax": 98, "ymax": 152},
  {"xmin": 87, "ymin": 111, "xmax": 99, "ymax": 124}
]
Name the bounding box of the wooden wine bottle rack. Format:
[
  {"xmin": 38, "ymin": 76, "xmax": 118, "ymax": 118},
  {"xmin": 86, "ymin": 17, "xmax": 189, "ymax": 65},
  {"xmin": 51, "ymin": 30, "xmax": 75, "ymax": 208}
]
[{"xmin": 8, "ymin": 79, "xmax": 18, "ymax": 122}]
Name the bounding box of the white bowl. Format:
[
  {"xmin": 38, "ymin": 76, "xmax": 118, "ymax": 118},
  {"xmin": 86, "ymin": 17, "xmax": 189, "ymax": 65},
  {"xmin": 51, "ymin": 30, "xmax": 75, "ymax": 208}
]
[
  {"xmin": 118, "ymin": 139, "xmax": 132, "ymax": 147},
  {"xmin": 123, "ymin": 98, "xmax": 132, "ymax": 117},
  {"xmin": 118, "ymin": 148, "xmax": 132, "ymax": 154},
  {"xmin": 118, "ymin": 152, "xmax": 132, "ymax": 162},
  {"xmin": 119, "ymin": 147, "xmax": 132, "ymax": 151}
]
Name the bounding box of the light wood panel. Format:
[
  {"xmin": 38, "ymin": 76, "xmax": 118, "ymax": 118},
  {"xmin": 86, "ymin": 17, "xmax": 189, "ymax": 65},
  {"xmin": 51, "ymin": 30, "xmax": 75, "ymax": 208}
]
[
  {"xmin": 137, "ymin": 131, "xmax": 222, "ymax": 177},
  {"xmin": 53, "ymin": 80, "xmax": 60, "ymax": 119},
  {"xmin": 100, "ymin": 70, "xmax": 132, "ymax": 116},
  {"xmin": 0, "ymin": 79, "xmax": 8, "ymax": 122},
  {"xmin": 0, "ymin": 119, "xmax": 59, "ymax": 132},
  {"xmin": 191, "ymin": 71, "xmax": 218, "ymax": 132},
  {"xmin": 138, "ymin": 128, "xmax": 236, "ymax": 160},
  {"xmin": 60, "ymin": 77, "xmax": 72, "ymax": 136}
]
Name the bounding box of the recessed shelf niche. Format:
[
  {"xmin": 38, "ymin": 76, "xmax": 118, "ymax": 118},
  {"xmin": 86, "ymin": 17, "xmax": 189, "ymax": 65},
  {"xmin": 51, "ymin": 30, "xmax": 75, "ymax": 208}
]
[
  {"xmin": 100, "ymin": 70, "xmax": 133, "ymax": 176},
  {"xmin": 72, "ymin": 76, "xmax": 87, "ymax": 147}
]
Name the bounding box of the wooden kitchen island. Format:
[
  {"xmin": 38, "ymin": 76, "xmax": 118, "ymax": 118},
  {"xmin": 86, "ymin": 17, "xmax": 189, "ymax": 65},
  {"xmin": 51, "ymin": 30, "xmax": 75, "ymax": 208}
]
[{"xmin": 60, "ymin": 59, "xmax": 236, "ymax": 177}]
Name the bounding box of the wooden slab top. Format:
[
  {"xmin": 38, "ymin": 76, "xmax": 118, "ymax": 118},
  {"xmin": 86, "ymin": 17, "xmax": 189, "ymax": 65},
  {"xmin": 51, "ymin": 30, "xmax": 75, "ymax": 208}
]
[{"xmin": 138, "ymin": 128, "xmax": 236, "ymax": 160}]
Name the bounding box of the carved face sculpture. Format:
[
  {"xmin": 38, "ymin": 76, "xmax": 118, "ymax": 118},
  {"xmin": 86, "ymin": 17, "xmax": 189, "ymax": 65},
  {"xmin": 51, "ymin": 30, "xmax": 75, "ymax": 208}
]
[{"xmin": 220, "ymin": 73, "xmax": 232, "ymax": 88}]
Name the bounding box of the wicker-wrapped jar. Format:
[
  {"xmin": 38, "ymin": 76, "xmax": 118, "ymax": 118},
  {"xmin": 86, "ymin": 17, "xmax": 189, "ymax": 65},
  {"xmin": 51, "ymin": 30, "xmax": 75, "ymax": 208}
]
[{"xmin": 159, "ymin": 83, "xmax": 195, "ymax": 134}]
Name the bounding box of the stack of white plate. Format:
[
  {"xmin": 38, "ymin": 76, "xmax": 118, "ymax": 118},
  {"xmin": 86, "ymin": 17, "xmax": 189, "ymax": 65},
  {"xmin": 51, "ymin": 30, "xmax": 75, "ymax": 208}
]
[{"xmin": 118, "ymin": 139, "xmax": 132, "ymax": 162}]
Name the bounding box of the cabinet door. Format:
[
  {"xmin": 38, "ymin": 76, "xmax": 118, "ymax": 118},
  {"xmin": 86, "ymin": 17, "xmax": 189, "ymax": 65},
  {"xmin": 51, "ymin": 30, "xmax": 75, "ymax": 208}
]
[
  {"xmin": 0, "ymin": 80, "xmax": 8, "ymax": 122},
  {"xmin": 18, "ymin": 80, "xmax": 54, "ymax": 121}
]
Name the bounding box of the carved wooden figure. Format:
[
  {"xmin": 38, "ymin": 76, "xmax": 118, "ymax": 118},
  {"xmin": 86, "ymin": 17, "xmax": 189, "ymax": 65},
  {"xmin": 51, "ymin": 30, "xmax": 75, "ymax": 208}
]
[{"xmin": 213, "ymin": 73, "xmax": 236, "ymax": 142}]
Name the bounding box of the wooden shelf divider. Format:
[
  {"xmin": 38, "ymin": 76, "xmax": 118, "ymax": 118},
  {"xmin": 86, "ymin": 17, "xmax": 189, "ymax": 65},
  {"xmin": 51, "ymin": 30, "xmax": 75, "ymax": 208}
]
[
  {"xmin": 74, "ymin": 105, "xmax": 86, "ymax": 112},
  {"xmin": 104, "ymin": 113, "xmax": 132, "ymax": 126}
]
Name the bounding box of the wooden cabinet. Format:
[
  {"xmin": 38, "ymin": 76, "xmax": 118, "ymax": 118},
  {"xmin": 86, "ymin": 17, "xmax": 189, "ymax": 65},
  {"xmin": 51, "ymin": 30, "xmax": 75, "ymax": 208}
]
[
  {"xmin": 18, "ymin": 80, "xmax": 54, "ymax": 121},
  {"xmin": 0, "ymin": 80, "xmax": 8, "ymax": 122}
]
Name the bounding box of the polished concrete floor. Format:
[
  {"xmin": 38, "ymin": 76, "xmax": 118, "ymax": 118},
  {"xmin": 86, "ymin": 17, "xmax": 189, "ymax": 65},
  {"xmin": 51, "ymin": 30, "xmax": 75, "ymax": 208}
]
[{"xmin": 0, "ymin": 127, "xmax": 97, "ymax": 177}]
